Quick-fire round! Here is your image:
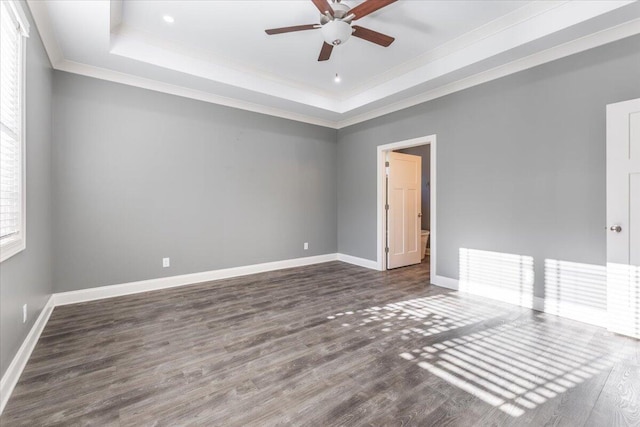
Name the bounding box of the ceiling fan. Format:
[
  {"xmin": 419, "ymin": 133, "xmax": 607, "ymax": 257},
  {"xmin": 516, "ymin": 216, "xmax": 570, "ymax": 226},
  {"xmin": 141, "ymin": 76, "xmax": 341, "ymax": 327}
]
[{"xmin": 265, "ymin": 0, "xmax": 397, "ymax": 61}]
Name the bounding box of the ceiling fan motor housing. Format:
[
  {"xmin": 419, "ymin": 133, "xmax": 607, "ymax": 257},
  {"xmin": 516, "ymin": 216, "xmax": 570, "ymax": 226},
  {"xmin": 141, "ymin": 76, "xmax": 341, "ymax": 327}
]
[
  {"xmin": 264, "ymin": 0, "xmax": 397, "ymax": 61},
  {"xmin": 321, "ymin": 3, "xmax": 353, "ymax": 45}
]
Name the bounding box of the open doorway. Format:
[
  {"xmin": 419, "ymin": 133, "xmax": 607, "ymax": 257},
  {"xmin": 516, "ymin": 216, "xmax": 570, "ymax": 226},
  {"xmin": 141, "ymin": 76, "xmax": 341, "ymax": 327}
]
[{"xmin": 376, "ymin": 135, "xmax": 436, "ymax": 279}]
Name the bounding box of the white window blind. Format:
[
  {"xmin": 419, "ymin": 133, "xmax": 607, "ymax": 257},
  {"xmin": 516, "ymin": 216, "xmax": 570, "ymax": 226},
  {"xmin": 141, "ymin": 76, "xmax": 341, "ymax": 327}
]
[{"xmin": 0, "ymin": 1, "xmax": 26, "ymax": 259}]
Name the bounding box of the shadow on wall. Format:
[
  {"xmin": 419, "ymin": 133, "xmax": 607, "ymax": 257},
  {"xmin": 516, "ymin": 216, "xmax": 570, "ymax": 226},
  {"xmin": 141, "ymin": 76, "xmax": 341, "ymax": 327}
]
[
  {"xmin": 458, "ymin": 248, "xmax": 640, "ymax": 336},
  {"xmin": 325, "ymin": 293, "xmax": 619, "ymax": 418},
  {"xmin": 458, "ymin": 248, "xmax": 605, "ymax": 317},
  {"xmin": 544, "ymin": 259, "xmax": 607, "ymax": 323},
  {"xmin": 459, "ymin": 248, "xmax": 535, "ymax": 308}
]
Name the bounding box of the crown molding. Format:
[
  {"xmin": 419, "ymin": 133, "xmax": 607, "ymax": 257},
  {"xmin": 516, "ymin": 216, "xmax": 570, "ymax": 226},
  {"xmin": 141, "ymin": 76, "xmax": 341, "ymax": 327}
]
[
  {"xmin": 339, "ymin": 0, "xmax": 636, "ymax": 112},
  {"xmin": 110, "ymin": 25, "xmax": 340, "ymax": 112},
  {"xmin": 26, "ymin": 0, "xmax": 62, "ymax": 66},
  {"xmin": 109, "ymin": 0, "xmax": 123, "ymax": 31},
  {"xmin": 336, "ymin": 18, "xmax": 640, "ymax": 129},
  {"xmin": 26, "ymin": 0, "xmax": 640, "ymax": 130},
  {"xmin": 338, "ymin": 0, "xmax": 567, "ymax": 100},
  {"xmin": 56, "ymin": 60, "xmax": 341, "ymax": 129}
]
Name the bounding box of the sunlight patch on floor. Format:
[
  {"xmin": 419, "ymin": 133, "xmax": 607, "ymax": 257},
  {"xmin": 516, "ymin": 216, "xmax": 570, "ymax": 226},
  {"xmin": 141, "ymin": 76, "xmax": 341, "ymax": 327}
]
[
  {"xmin": 405, "ymin": 317, "xmax": 616, "ymax": 417},
  {"xmin": 327, "ymin": 292, "xmax": 618, "ymax": 418}
]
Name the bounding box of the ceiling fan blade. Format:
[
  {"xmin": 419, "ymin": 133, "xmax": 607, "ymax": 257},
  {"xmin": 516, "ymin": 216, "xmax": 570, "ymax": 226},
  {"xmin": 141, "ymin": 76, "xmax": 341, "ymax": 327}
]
[
  {"xmin": 311, "ymin": 0, "xmax": 334, "ymax": 17},
  {"xmin": 349, "ymin": 0, "xmax": 397, "ymax": 20},
  {"xmin": 265, "ymin": 24, "xmax": 319, "ymax": 35},
  {"xmin": 318, "ymin": 42, "xmax": 334, "ymax": 61},
  {"xmin": 352, "ymin": 25, "xmax": 395, "ymax": 47}
]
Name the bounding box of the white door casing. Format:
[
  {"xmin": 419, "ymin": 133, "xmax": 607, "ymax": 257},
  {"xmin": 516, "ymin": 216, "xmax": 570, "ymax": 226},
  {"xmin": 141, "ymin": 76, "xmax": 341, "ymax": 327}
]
[
  {"xmin": 376, "ymin": 135, "xmax": 436, "ymax": 278},
  {"xmin": 387, "ymin": 151, "xmax": 421, "ymax": 269},
  {"xmin": 606, "ymin": 98, "xmax": 640, "ymax": 338}
]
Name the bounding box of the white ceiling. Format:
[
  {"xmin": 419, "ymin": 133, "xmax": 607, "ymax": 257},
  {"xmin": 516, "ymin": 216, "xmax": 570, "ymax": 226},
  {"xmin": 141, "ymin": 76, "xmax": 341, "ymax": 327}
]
[
  {"xmin": 28, "ymin": 0, "xmax": 640, "ymax": 128},
  {"xmin": 121, "ymin": 1, "xmax": 525, "ymax": 96}
]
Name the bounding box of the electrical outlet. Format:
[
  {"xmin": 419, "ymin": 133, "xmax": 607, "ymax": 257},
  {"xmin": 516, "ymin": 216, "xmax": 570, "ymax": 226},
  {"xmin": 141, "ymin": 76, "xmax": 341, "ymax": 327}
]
[
  {"xmin": 304, "ymin": 242, "xmax": 309, "ymax": 250},
  {"xmin": 162, "ymin": 257, "xmax": 170, "ymax": 268},
  {"xmin": 22, "ymin": 304, "xmax": 27, "ymax": 323}
]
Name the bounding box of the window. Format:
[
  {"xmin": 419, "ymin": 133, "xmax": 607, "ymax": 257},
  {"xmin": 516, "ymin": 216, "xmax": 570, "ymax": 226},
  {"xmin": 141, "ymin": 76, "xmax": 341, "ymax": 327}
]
[{"xmin": 1, "ymin": 0, "xmax": 29, "ymax": 262}]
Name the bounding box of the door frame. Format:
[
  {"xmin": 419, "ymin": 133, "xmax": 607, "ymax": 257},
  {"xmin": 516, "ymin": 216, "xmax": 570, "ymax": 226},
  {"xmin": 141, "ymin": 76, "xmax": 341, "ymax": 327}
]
[{"xmin": 377, "ymin": 135, "xmax": 437, "ymax": 275}]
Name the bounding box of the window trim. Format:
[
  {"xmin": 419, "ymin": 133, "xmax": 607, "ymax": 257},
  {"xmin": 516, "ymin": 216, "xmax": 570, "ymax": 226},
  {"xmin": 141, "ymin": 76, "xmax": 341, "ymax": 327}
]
[{"xmin": 0, "ymin": 0, "xmax": 30, "ymax": 263}]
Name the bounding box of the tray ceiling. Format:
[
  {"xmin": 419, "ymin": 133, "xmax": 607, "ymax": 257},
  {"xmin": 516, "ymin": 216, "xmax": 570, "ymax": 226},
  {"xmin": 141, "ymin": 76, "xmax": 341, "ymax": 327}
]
[{"xmin": 28, "ymin": 0, "xmax": 640, "ymax": 128}]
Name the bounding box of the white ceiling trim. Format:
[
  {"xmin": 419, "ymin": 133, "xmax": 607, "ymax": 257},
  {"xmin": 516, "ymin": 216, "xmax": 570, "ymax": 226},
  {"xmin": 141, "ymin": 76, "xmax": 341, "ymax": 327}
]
[
  {"xmin": 336, "ymin": 18, "xmax": 640, "ymax": 128},
  {"xmin": 109, "ymin": 0, "xmax": 122, "ymax": 31},
  {"xmin": 109, "ymin": 1, "xmax": 561, "ymax": 107},
  {"xmin": 26, "ymin": 0, "xmax": 640, "ymax": 129},
  {"xmin": 27, "ymin": 0, "xmax": 63, "ymax": 66},
  {"xmin": 56, "ymin": 60, "xmax": 338, "ymax": 128},
  {"xmin": 338, "ymin": 0, "xmax": 566, "ymax": 99},
  {"xmin": 106, "ymin": 0, "xmax": 632, "ymax": 114},
  {"xmin": 110, "ymin": 26, "xmax": 340, "ymax": 112},
  {"xmin": 340, "ymin": 0, "xmax": 635, "ymax": 112}
]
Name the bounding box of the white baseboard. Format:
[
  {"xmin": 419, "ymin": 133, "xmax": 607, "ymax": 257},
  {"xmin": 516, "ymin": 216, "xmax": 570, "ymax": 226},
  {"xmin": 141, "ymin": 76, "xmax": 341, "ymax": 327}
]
[
  {"xmin": 541, "ymin": 298, "xmax": 608, "ymax": 328},
  {"xmin": 0, "ymin": 295, "xmax": 55, "ymax": 415},
  {"xmin": 431, "ymin": 274, "xmax": 608, "ymax": 328},
  {"xmin": 54, "ymin": 253, "xmax": 339, "ymax": 306},
  {"xmin": 0, "ymin": 260, "xmax": 609, "ymax": 415},
  {"xmin": 460, "ymin": 281, "xmax": 537, "ymax": 310},
  {"xmin": 337, "ymin": 253, "xmax": 379, "ymax": 270},
  {"xmin": 431, "ymin": 274, "xmax": 459, "ymax": 290},
  {"xmin": 532, "ymin": 296, "xmax": 545, "ymax": 313},
  {"xmin": 1, "ymin": 254, "xmax": 339, "ymax": 414}
]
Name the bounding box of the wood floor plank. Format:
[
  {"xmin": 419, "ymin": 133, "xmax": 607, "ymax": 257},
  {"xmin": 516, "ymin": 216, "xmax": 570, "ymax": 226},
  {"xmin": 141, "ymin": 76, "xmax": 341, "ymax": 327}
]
[
  {"xmin": 1, "ymin": 259, "xmax": 637, "ymax": 426},
  {"xmin": 586, "ymin": 361, "xmax": 640, "ymax": 427}
]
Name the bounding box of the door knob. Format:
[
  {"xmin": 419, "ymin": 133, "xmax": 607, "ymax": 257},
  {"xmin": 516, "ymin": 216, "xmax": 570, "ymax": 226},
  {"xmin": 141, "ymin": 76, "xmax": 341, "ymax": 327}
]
[{"xmin": 610, "ymin": 225, "xmax": 622, "ymax": 233}]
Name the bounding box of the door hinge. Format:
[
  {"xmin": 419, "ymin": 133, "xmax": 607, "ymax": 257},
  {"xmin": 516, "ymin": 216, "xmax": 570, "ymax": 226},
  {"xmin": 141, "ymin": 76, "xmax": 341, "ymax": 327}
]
[
  {"xmin": 385, "ymin": 204, "xmax": 389, "ymax": 210},
  {"xmin": 385, "ymin": 161, "xmax": 389, "ymax": 167},
  {"xmin": 385, "ymin": 247, "xmax": 389, "ymax": 253}
]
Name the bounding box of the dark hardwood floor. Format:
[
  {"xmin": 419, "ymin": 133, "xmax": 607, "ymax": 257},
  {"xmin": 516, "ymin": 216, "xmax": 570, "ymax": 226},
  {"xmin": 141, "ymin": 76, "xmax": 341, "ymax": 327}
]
[{"xmin": 2, "ymin": 260, "xmax": 638, "ymax": 426}]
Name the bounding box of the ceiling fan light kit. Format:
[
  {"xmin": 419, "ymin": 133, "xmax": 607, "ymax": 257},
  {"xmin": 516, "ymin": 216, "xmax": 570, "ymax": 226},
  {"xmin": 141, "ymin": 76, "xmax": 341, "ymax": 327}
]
[
  {"xmin": 322, "ymin": 20, "xmax": 352, "ymax": 45},
  {"xmin": 265, "ymin": 0, "xmax": 397, "ymax": 61}
]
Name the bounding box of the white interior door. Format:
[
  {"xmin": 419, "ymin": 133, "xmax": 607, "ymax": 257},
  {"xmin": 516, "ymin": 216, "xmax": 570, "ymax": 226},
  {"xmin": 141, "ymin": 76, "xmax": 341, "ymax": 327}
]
[
  {"xmin": 387, "ymin": 151, "xmax": 421, "ymax": 269},
  {"xmin": 607, "ymin": 98, "xmax": 640, "ymax": 338}
]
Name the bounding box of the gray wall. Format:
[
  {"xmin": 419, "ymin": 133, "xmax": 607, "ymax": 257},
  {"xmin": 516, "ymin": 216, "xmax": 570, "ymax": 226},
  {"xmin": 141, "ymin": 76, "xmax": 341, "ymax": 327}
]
[
  {"xmin": 396, "ymin": 145, "xmax": 431, "ymax": 232},
  {"xmin": 337, "ymin": 35, "xmax": 640, "ymax": 298},
  {"xmin": 0, "ymin": 2, "xmax": 53, "ymax": 377},
  {"xmin": 52, "ymin": 72, "xmax": 337, "ymax": 292}
]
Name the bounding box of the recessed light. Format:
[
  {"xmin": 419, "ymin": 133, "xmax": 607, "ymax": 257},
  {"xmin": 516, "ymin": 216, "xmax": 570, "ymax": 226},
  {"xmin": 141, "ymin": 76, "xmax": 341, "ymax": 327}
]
[
  {"xmin": 334, "ymin": 73, "xmax": 341, "ymax": 83},
  {"xmin": 163, "ymin": 15, "xmax": 175, "ymax": 24}
]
